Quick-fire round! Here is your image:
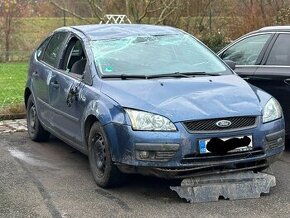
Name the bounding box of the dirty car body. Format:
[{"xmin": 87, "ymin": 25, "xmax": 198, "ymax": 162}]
[{"xmin": 25, "ymin": 24, "xmax": 285, "ymax": 187}]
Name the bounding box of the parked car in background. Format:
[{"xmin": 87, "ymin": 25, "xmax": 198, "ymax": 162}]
[
  {"xmin": 25, "ymin": 24, "xmax": 285, "ymax": 188},
  {"xmin": 218, "ymin": 26, "xmax": 290, "ymax": 138}
]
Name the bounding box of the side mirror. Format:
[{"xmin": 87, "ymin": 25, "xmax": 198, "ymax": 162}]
[{"xmin": 224, "ymin": 60, "xmax": 236, "ymax": 71}]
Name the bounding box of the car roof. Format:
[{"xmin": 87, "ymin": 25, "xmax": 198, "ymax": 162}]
[
  {"xmin": 64, "ymin": 24, "xmax": 182, "ymax": 40},
  {"xmin": 257, "ymin": 26, "xmax": 290, "ymax": 33}
]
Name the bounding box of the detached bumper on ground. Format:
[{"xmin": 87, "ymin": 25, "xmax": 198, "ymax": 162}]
[{"xmin": 170, "ymin": 171, "xmax": 276, "ymax": 203}]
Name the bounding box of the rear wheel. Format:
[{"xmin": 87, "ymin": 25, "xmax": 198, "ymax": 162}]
[
  {"xmin": 88, "ymin": 122, "xmax": 125, "ymax": 188},
  {"xmin": 27, "ymin": 95, "xmax": 50, "ymax": 141}
]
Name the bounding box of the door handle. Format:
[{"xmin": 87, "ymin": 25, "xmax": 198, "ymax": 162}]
[
  {"xmin": 244, "ymin": 76, "xmax": 271, "ymax": 81},
  {"xmin": 284, "ymin": 78, "xmax": 290, "ymax": 85},
  {"xmin": 32, "ymin": 71, "xmax": 39, "ymax": 78},
  {"xmin": 50, "ymin": 81, "xmax": 60, "ymax": 89},
  {"xmin": 243, "ymin": 77, "xmax": 250, "ymax": 81}
]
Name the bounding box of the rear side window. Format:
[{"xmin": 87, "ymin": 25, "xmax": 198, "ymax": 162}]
[
  {"xmin": 222, "ymin": 34, "xmax": 271, "ymax": 65},
  {"xmin": 42, "ymin": 32, "xmax": 68, "ymax": 68},
  {"xmin": 266, "ymin": 34, "xmax": 290, "ymax": 66}
]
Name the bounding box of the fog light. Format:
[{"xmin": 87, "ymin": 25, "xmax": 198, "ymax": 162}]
[{"xmin": 139, "ymin": 151, "xmax": 150, "ymax": 159}]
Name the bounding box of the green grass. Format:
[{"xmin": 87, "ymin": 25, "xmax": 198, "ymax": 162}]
[{"xmin": 0, "ymin": 63, "xmax": 28, "ymax": 107}]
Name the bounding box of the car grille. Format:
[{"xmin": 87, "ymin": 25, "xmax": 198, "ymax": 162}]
[{"xmin": 183, "ymin": 116, "xmax": 257, "ymax": 133}]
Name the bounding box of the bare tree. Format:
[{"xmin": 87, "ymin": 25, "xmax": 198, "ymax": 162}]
[
  {"xmin": 0, "ymin": 0, "xmax": 19, "ymax": 61},
  {"xmin": 126, "ymin": 0, "xmax": 156, "ymax": 23},
  {"xmin": 49, "ymin": 0, "xmax": 96, "ymax": 23},
  {"xmin": 49, "ymin": 0, "xmax": 181, "ymax": 24}
]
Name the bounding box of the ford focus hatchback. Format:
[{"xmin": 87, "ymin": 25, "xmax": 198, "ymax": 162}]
[{"xmin": 25, "ymin": 24, "xmax": 285, "ymax": 188}]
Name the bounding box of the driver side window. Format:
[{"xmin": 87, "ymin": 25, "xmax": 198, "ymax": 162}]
[
  {"xmin": 222, "ymin": 34, "xmax": 271, "ymax": 65},
  {"xmin": 61, "ymin": 37, "xmax": 87, "ymax": 76}
]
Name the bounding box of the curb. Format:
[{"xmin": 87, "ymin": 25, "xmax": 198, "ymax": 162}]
[
  {"xmin": 0, "ymin": 119, "xmax": 27, "ymax": 133},
  {"xmin": 0, "ymin": 113, "xmax": 26, "ymax": 121}
]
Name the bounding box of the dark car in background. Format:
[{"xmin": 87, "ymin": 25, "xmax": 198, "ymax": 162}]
[{"xmin": 218, "ymin": 26, "xmax": 290, "ymax": 138}]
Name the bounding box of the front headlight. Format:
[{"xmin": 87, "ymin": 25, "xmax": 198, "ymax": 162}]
[
  {"xmin": 125, "ymin": 109, "xmax": 177, "ymax": 131},
  {"xmin": 263, "ymin": 98, "xmax": 282, "ymax": 123}
]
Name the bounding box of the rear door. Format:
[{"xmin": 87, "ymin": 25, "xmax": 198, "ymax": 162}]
[
  {"xmin": 252, "ymin": 33, "xmax": 290, "ymax": 135},
  {"xmin": 31, "ymin": 37, "xmax": 51, "ymax": 124},
  {"xmin": 32, "ymin": 32, "xmax": 69, "ymax": 128},
  {"xmin": 219, "ymin": 33, "xmax": 274, "ymax": 79}
]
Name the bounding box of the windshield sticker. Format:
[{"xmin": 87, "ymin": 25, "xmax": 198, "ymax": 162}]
[{"xmin": 105, "ymin": 66, "xmax": 113, "ymax": 72}]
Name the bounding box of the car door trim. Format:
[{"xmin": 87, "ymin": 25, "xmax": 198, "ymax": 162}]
[
  {"xmin": 235, "ymin": 65, "xmax": 258, "ymax": 67},
  {"xmin": 37, "ymin": 97, "xmax": 79, "ymax": 122},
  {"xmin": 236, "ymin": 65, "xmax": 290, "ymax": 68},
  {"xmin": 254, "ymin": 65, "xmax": 290, "ymax": 68}
]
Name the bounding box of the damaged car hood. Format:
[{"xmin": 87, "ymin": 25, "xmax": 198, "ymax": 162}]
[{"xmin": 101, "ymin": 75, "xmax": 262, "ymax": 122}]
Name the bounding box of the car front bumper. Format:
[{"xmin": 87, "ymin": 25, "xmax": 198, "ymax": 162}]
[{"xmin": 104, "ymin": 117, "xmax": 285, "ymax": 178}]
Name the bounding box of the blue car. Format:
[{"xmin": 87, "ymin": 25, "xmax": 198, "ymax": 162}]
[{"xmin": 25, "ymin": 24, "xmax": 285, "ymax": 188}]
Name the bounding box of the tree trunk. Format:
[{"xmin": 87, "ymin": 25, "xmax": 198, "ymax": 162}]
[
  {"xmin": 4, "ymin": 3, "xmax": 12, "ymax": 62},
  {"xmin": 125, "ymin": 0, "xmax": 130, "ymax": 17}
]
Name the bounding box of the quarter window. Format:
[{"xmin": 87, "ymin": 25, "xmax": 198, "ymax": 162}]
[
  {"xmin": 42, "ymin": 32, "xmax": 68, "ymax": 68},
  {"xmin": 266, "ymin": 34, "xmax": 290, "ymax": 66},
  {"xmin": 36, "ymin": 37, "xmax": 51, "ymax": 60},
  {"xmin": 222, "ymin": 34, "xmax": 271, "ymax": 65}
]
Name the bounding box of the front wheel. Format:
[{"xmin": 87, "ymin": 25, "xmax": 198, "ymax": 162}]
[
  {"xmin": 88, "ymin": 122, "xmax": 125, "ymax": 188},
  {"xmin": 27, "ymin": 95, "xmax": 50, "ymax": 141}
]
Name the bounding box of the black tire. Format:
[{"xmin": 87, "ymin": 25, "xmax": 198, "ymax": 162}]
[
  {"xmin": 88, "ymin": 122, "xmax": 125, "ymax": 188},
  {"xmin": 26, "ymin": 95, "xmax": 50, "ymax": 142}
]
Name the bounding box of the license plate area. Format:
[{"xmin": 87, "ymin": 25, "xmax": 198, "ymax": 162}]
[{"xmin": 199, "ymin": 135, "xmax": 253, "ymax": 154}]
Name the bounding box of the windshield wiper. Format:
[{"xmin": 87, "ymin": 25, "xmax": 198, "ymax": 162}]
[
  {"xmin": 101, "ymin": 74, "xmax": 147, "ymax": 80},
  {"xmin": 101, "ymin": 72, "xmax": 220, "ymax": 80},
  {"xmin": 179, "ymin": 71, "xmax": 220, "ymax": 76},
  {"xmin": 147, "ymin": 72, "xmax": 194, "ymax": 79},
  {"xmin": 147, "ymin": 72, "xmax": 220, "ymax": 79}
]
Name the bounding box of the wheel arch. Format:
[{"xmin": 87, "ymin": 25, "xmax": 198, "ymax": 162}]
[{"xmin": 84, "ymin": 115, "xmax": 99, "ymax": 148}]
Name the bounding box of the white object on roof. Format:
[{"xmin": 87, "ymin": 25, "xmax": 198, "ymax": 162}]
[{"xmin": 100, "ymin": 14, "xmax": 132, "ymax": 24}]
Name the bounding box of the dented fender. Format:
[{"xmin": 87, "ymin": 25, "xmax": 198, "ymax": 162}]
[{"xmin": 80, "ymin": 94, "xmax": 129, "ymax": 148}]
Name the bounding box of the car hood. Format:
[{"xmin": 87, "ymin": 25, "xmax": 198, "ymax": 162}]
[{"xmin": 101, "ymin": 75, "xmax": 262, "ymax": 122}]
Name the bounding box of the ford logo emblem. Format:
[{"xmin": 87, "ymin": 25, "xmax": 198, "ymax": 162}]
[{"xmin": 216, "ymin": 120, "xmax": 232, "ymax": 128}]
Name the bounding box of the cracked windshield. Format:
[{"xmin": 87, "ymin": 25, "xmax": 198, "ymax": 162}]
[{"xmin": 91, "ymin": 34, "xmax": 231, "ymax": 77}]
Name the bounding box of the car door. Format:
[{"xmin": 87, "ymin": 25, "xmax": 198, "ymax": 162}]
[
  {"xmin": 32, "ymin": 32, "xmax": 69, "ymax": 128},
  {"xmin": 30, "ymin": 37, "xmax": 51, "ymax": 125},
  {"xmin": 48, "ymin": 34, "xmax": 91, "ymax": 146},
  {"xmin": 251, "ymin": 33, "xmax": 290, "ymax": 135},
  {"xmin": 219, "ymin": 33, "xmax": 274, "ymax": 79}
]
